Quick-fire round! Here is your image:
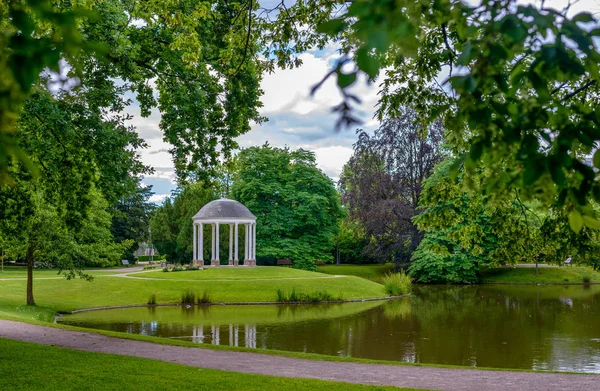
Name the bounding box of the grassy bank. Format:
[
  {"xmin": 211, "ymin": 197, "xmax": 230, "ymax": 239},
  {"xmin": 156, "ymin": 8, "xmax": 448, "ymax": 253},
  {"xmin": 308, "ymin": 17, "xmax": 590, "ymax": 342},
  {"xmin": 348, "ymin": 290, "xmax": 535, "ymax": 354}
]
[
  {"xmin": 0, "ymin": 267, "xmax": 387, "ymax": 318},
  {"xmin": 318, "ymin": 264, "xmax": 394, "ymax": 283},
  {"xmin": 0, "ymin": 338, "xmax": 409, "ymax": 391},
  {"xmin": 480, "ymin": 266, "xmax": 600, "ymax": 284}
]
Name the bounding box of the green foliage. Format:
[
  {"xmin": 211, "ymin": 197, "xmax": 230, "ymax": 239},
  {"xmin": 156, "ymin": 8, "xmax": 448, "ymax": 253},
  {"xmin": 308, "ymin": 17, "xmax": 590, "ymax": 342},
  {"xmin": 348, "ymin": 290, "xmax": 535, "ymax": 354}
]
[
  {"xmin": 0, "ymin": 0, "xmax": 99, "ymax": 185},
  {"xmin": 409, "ymin": 158, "xmax": 545, "ymax": 284},
  {"xmin": 275, "ymin": 289, "xmax": 342, "ymax": 303},
  {"xmin": 232, "ymin": 145, "xmax": 345, "ymax": 271},
  {"xmin": 0, "ymin": 187, "xmax": 132, "ymax": 271},
  {"xmin": 381, "ymin": 272, "xmax": 412, "ymax": 296},
  {"xmin": 147, "ymin": 294, "xmax": 157, "ymax": 305},
  {"xmin": 150, "ymin": 183, "xmax": 217, "ymax": 263},
  {"xmin": 310, "ymin": 1, "xmax": 600, "ymax": 222},
  {"xmin": 336, "ymin": 218, "xmax": 371, "ymax": 264}
]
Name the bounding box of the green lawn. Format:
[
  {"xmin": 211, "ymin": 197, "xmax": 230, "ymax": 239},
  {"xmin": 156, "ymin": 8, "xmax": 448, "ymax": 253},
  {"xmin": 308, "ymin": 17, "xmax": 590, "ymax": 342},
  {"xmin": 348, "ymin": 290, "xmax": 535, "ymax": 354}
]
[
  {"xmin": 0, "ymin": 269, "xmax": 119, "ymax": 279},
  {"xmin": 318, "ymin": 264, "xmax": 394, "ymax": 283},
  {"xmin": 0, "ymin": 338, "xmax": 409, "ymax": 391},
  {"xmin": 0, "ymin": 267, "xmax": 387, "ymax": 319},
  {"xmin": 140, "ymin": 266, "xmax": 324, "ymax": 279},
  {"xmin": 480, "ymin": 266, "xmax": 600, "ymax": 284}
]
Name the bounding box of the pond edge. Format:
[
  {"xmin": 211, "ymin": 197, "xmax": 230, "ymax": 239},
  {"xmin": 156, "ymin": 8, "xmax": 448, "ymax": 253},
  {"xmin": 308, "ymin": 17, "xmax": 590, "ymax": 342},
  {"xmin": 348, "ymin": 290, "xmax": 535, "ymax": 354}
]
[{"xmin": 62, "ymin": 294, "xmax": 409, "ymax": 315}]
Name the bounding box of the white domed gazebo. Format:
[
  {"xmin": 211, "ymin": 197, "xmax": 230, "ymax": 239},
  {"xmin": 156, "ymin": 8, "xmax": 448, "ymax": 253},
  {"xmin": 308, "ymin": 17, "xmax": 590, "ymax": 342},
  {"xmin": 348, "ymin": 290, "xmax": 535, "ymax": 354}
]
[{"xmin": 191, "ymin": 198, "xmax": 256, "ymax": 267}]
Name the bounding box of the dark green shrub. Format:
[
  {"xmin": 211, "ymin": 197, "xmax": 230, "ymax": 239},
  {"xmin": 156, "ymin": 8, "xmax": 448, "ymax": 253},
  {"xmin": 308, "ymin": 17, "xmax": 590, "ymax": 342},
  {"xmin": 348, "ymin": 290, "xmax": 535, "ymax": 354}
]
[{"xmin": 147, "ymin": 294, "xmax": 157, "ymax": 305}]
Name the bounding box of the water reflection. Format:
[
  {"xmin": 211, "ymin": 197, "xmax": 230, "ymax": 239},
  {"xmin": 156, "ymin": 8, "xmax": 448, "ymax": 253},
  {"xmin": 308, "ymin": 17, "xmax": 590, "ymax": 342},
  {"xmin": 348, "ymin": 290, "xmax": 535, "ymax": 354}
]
[{"xmin": 59, "ymin": 285, "xmax": 600, "ymax": 373}]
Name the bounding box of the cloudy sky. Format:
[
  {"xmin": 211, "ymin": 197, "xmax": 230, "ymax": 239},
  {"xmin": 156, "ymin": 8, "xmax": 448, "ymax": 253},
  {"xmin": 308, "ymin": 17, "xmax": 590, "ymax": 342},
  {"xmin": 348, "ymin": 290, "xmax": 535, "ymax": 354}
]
[{"xmin": 134, "ymin": 42, "xmax": 381, "ymax": 204}]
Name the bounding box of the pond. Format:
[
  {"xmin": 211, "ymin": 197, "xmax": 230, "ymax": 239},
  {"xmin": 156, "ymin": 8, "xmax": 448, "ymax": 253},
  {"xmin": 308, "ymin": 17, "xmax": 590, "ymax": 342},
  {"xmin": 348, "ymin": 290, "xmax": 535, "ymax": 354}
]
[{"xmin": 58, "ymin": 285, "xmax": 600, "ymax": 373}]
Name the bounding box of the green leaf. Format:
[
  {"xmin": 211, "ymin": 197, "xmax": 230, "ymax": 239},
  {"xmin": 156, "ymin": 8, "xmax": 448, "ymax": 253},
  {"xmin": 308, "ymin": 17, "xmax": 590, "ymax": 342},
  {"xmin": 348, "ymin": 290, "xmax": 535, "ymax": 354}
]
[
  {"xmin": 568, "ymin": 210, "xmax": 583, "ymax": 233},
  {"xmin": 572, "ymin": 12, "xmax": 594, "ymax": 23},
  {"xmin": 583, "ymin": 216, "xmax": 600, "ymax": 230},
  {"xmin": 356, "ymin": 49, "xmax": 379, "ymax": 79},
  {"xmin": 316, "ymin": 19, "xmax": 346, "ymax": 34},
  {"xmin": 337, "ymin": 72, "xmax": 357, "ymax": 89},
  {"xmin": 456, "ymin": 43, "xmax": 473, "ymax": 66},
  {"xmin": 593, "ymin": 150, "xmax": 600, "ymax": 168}
]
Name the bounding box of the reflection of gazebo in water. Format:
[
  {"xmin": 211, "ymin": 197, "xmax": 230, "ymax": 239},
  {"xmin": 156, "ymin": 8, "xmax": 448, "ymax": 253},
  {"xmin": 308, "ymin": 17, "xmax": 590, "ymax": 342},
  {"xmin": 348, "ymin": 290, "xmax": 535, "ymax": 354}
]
[{"xmin": 191, "ymin": 198, "xmax": 256, "ymax": 267}]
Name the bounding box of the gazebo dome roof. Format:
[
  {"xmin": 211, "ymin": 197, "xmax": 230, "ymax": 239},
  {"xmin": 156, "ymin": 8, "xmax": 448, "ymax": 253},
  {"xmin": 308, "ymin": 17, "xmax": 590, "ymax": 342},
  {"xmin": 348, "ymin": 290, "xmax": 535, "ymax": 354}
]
[{"xmin": 193, "ymin": 198, "xmax": 255, "ymax": 220}]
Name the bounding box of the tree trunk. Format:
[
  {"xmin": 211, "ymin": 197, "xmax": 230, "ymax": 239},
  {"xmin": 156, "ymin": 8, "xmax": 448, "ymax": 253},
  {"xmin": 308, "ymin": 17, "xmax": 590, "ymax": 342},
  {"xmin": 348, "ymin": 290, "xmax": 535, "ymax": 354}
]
[{"xmin": 26, "ymin": 245, "xmax": 35, "ymax": 306}]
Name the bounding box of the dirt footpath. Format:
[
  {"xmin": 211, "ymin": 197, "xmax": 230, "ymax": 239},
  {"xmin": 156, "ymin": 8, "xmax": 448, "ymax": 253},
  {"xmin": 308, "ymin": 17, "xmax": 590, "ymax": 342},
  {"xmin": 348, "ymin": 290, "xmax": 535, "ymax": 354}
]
[{"xmin": 0, "ymin": 320, "xmax": 596, "ymax": 391}]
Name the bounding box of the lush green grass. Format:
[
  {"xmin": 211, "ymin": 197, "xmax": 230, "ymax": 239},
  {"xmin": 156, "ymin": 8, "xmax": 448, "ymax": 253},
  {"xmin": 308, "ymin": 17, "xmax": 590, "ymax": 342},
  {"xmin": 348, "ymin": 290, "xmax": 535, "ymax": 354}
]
[
  {"xmin": 0, "ymin": 338, "xmax": 409, "ymax": 391},
  {"xmin": 318, "ymin": 264, "xmax": 394, "ymax": 282},
  {"xmin": 140, "ymin": 266, "xmax": 324, "ymax": 280},
  {"xmin": 480, "ymin": 266, "xmax": 600, "ymax": 284},
  {"xmin": 0, "ymin": 269, "xmax": 119, "ymax": 279},
  {"xmin": 382, "ymin": 272, "xmax": 412, "ymax": 296},
  {"xmin": 0, "ymin": 267, "xmax": 387, "ymax": 314}
]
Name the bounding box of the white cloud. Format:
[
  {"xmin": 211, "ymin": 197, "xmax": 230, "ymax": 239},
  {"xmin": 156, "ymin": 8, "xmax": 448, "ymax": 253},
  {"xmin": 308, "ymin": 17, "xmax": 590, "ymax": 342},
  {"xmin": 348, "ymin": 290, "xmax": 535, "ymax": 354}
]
[{"xmin": 148, "ymin": 194, "xmax": 169, "ymax": 204}]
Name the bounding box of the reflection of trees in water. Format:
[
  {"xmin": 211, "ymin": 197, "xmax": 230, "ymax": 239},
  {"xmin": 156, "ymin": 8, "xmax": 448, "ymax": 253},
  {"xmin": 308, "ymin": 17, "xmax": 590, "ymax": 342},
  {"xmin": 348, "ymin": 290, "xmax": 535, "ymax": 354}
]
[
  {"xmin": 60, "ymin": 286, "xmax": 600, "ymax": 371},
  {"xmin": 407, "ymin": 285, "xmax": 600, "ymax": 369}
]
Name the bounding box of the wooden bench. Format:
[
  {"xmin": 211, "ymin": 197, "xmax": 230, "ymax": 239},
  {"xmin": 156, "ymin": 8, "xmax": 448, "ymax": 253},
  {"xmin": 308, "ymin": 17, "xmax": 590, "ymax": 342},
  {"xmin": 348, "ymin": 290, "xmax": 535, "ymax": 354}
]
[
  {"xmin": 121, "ymin": 259, "xmax": 130, "ymax": 266},
  {"xmin": 276, "ymin": 259, "xmax": 293, "ymax": 266}
]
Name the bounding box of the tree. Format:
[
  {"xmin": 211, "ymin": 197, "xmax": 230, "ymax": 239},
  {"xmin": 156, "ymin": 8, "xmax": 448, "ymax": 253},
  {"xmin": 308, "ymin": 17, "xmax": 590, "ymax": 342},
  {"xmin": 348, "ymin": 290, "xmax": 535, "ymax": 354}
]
[
  {"xmin": 410, "ymin": 158, "xmax": 546, "ymax": 283},
  {"xmin": 257, "ymin": 0, "xmax": 600, "ymax": 226},
  {"xmin": 2, "ymin": 0, "xmax": 268, "ymax": 185},
  {"xmin": 0, "ymin": 77, "xmax": 148, "ymax": 304},
  {"xmin": 232, "ymin": 145, "xmax": 345, "ymax": 270},
  {"xmin": 150, "ymin": 184, "xmax": 217, "ymax": 263},
  {"xmin": 0, "ymin": 187, "xmax": 132, "ymax": 304},
  {"xmin": 339, "ymin": 110, "xmax": 444, "ymax": 268},
  {"xmin": 110, "ymin": 181, "xmax": 155, "ymax": 262}
]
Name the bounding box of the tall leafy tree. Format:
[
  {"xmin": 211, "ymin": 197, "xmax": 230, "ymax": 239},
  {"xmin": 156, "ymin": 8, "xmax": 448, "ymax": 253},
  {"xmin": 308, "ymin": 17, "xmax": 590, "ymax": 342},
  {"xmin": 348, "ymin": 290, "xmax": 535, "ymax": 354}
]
[
  {"xmin": 232, "ymin": 145, "xmax": 345, "ymax": 270},
  {"xmin": 150, "ymin": 184, "xmax": 217, "ymax": 263},
  {"xmin": 110, "ymin": 181, "xmax": 155, "ymax": 262},
  {"xmin": 340, "ymin": 110, "xmax": 444, "ymax": 267},
  {"xmin": 411, "ymin": 158, "xmax": 547, "ymax": 283}
]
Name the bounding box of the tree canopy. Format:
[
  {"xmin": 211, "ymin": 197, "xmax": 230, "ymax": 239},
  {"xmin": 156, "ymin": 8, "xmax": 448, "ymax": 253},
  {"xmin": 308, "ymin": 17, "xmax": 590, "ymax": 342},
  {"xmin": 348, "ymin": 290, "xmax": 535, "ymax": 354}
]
[
  {"xmin": 340, "ymin": 110, "xmax": 444, "ymax": 267},
  {"xmin": 232, "ymin": 145, "xmax": 345, "ymax": 270}
]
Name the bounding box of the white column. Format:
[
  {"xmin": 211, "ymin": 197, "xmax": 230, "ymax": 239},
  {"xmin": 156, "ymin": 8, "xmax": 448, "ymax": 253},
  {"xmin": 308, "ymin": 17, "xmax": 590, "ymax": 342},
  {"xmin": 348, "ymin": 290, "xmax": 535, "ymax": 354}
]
[
  {"xmin": 193, "ymin": 223, "xmax": 197, "ymax": 261},
  {"xmin": 228, "ymin": 223, "xmax": 233, "ymax": 264},
  {"xmin": 245, "ymin": 224, "xmax": 249, "ymax": 261},
  {"xmin": 199, "ymin": 223, "xmax": 204, "ymax": 263},
  {"xmin": 211, "ymin": 224, "xmax": 215, "ymax": 261},
  {"xmin": 253, "ymin": 222, "xmax": 257, "ymax": 261},
  {"xmin": 234, "ymin": 222, "xmax": 239, "ymax": 265},
  {"xmin": 249, "ymin": 223, "xmax": 254, "ymax": 261},
  {"xmin": 215, "ymin": 222, "xmax": 220, "ymax": 263}
]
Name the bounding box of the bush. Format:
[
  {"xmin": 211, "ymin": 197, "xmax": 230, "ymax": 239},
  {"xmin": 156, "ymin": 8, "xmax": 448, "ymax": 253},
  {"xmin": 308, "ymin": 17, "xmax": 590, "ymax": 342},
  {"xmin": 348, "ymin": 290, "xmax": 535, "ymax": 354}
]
[
  {"xmin": 162, "ymin": 267, "xmax": 170, "ymax": 272},
  {"xmin": 582, "ymin": 274, "xmax": 592, "ymax": 285},
  {"xmin": 186, "ymin": 265, "xmax": 199, "ymax": 271},
  {"xmin": 173, "ymin": 265, "xmax": 184, "ymax": 272},
  {"xmin": 181, "ymin": 289, "xmax": 196, "ymax": 304},
  {"xmin": 382, "ymin": 271, "xmax": 412, "ymax": 296},
  {"xmin": 147, "ymin": 294, "xmax": 157, "ymax": 305},
  {"xmin": 275, "ymin": 288, "xmax": 342, "ymax": 303},
  {"xmin": 137, "ymin": 255, "xmax": 161, "ymax": 262}
]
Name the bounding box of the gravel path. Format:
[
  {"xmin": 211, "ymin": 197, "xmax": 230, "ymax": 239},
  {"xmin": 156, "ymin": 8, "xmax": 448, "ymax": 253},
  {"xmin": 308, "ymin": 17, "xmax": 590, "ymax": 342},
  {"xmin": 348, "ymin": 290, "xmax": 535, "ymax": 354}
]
[{"xmin": 0, "ymin": 320, "xmax": 596, "ymax": 391}]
